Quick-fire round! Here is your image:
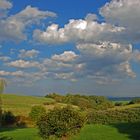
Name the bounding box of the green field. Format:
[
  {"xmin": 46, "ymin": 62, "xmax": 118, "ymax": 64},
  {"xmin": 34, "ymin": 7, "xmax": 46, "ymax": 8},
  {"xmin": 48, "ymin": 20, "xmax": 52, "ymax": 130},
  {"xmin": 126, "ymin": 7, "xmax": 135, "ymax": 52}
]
[
  {"xmin": 0, "ymin": 123, "xmax": 140, "ymax": 140},
  {"xmin": 1, "ymin": 94, "xmax": 140, "ymax": 140},
  {"xmin": 1, "ymin": 94, "xmax": 55, "ymax": 116}
]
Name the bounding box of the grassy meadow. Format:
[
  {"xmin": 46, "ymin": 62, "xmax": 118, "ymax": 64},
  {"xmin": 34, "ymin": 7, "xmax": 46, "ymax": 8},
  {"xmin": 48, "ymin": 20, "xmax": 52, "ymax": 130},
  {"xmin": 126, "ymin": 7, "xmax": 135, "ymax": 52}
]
[
  {"xmin": 1, "ymin": 94, "xmax": 55, "ymax": 116},
  {"xmin": 1, "ymin": 93, "xmax": 140, "ymax": 140},
  {"xmin": 1, "ymin": 123, "xmax": 140, "ymax": 140}
]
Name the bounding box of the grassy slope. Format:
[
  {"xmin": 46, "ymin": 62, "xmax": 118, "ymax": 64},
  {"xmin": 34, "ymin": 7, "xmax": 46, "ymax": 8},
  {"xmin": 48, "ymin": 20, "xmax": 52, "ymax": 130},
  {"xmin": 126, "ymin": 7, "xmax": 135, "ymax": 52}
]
[
  {"xmin": 1, "ymin": 124, "xmax": 140, "ymax": 140},
  {"xmin": 1, "ymin": 94, "xmax": 140, "ymax": 140},
  {"xmin": 0, "ymin": 128, "xmax": 42, "ymax": 140},
  {"xmin": 1, "ymin": 94, "xmax": 55, "ymax": 116},
  {"xmin": 1, "ymin": 94, "xmax": 79, "ymax": 116},
  {"xmin": 71, "ymin": 123, "xmax": 140, "ymax": 140}
]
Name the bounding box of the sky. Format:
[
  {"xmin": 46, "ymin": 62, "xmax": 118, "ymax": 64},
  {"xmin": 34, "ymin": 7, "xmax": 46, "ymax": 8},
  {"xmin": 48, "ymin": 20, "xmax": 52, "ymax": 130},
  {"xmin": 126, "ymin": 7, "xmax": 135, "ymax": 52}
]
[{"xmin": 0, "ymin": 0, "xmax": 140, "ymax": 97}]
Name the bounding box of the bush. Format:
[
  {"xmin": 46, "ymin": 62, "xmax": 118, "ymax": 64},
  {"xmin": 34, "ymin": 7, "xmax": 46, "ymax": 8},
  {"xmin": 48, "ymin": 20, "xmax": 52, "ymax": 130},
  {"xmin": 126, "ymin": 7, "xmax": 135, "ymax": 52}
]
[
  {"xmin": 128, "ymin": 98, "xmax": 140, "ymax": 105},
  {"xmin": 37, "ymin": 106, "xmax": 85, "ymax": 139},
  {"xmin": 86, "ymin": 107, "xmax": 140, "ymax": 124},
  {"xmin": 2, "ymin": 111, "xmax": 16, "ymax": 126},
  {"xmin": 29, "ymin": 106, "xmax": 46, "ymax": 122},
  {"xmin": 115, "ymin": 102, "xmax": 123, "ymax": 106}
]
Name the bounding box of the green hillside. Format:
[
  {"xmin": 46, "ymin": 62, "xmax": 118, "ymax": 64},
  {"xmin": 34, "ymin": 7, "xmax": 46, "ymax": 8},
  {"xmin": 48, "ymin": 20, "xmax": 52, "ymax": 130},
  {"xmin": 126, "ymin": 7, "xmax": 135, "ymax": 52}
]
[
  {"xmin": 1, "ymin": 94, "xmax": 140, "ymax": 140},
  {"xmin": 1, "ymin": 94, "xmax": 55, "ymax": 116}
]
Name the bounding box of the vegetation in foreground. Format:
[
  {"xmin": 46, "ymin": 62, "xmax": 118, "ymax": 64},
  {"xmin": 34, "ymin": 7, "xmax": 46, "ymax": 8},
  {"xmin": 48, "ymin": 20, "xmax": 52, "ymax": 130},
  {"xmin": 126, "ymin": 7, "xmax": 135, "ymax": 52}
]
[
  {"xmin": 37, "ymin": 106, "xmax": 85, "ymax": 139},
  {"xmin": 0, "ymin": 123, "xmax": 140, "ymax": 140},
  {"xmin": 0, "ymin": 93, "xmax": 140, "ymax": 140}
]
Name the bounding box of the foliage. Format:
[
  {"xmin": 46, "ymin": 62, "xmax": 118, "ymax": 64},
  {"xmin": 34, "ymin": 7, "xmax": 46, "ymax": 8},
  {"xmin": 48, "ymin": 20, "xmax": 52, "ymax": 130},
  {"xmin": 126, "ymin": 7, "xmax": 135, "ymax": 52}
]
[
  {"xmin": 86, "ymin": 107, "xmax": 140, "ymax": 124},
  {"xmin": 115, "ymin": 102, "xmax": 124, "ymax": 106},
  {"xmin": 37, "ymin": 106, "xmax": 85, "ymax": 139},
  {"xmin": 2, "ymin": 111, "xmax": 16, "ymax": 126},
  {"xmin": 29, "ymin": 105, "xmax": 46, "ymax": 122},
  {"xmin": 45, "ymin": 93, "xmax": 64, "ymax": 102},
  {"xmin": 128, "ymin": 98, "xmax": 140, "ymax": 105},
  {"xmin": 45, "ymin": 93, "xmax": 114, "ymax": 110}
]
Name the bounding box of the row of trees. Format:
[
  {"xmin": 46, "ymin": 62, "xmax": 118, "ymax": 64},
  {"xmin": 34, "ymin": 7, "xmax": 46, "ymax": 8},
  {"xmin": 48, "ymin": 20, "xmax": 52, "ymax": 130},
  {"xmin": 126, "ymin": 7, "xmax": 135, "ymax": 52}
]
[{"xmin": 45, "ymin": 93, "xmax": 114, "ymax": 110}]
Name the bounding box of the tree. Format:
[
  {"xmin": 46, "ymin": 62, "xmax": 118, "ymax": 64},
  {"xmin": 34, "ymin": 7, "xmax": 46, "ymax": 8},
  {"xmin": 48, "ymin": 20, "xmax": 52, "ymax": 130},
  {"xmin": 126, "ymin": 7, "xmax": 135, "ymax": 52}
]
[
  {"xmin": 0, "ymin": 78, "xmax": 7, "ymax": 126},
  {"xmin": 37, "ymin": 106, "xmax": 85, "ymax": 139},
  {"xmin": 29, "ymin": 105, "xmax": 46, "ymax": 122}
]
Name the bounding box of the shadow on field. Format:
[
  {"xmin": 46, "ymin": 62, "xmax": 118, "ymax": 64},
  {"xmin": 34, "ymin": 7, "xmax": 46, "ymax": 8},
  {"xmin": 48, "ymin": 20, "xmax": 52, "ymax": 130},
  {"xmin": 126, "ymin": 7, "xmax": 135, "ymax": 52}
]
[
  {"xmin": 0, "ymin": 126, "xmax": 27, "ymax": 132},
  {"xmin": 0, "ymin": 136, "xmax": 13, "ymax": 140},
  {"xmin": 0, "ymin": 127, "xmax": 28, "ymax": 140},
  {"xmin": 112, "ymin": 122, "xmax": 140, "ymax": 140}
]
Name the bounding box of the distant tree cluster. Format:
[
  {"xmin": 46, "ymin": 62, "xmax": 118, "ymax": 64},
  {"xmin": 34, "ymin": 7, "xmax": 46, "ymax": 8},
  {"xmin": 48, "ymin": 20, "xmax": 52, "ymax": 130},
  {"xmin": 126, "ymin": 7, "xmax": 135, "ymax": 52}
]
[{"xmin": 45, "ymin": 93, "xmax": 114, "ymax": 110}]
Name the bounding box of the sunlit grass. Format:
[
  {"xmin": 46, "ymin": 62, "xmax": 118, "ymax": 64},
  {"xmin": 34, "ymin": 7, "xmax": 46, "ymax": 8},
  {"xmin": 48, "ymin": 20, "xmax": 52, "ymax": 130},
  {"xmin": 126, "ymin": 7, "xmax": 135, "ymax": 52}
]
[
  {"xmin": 1, "ymin": 123, "xmax": 140, "ymax": 140},
  {"xmin": 1, "ymin": 94, "xmax": 55, "ymax": 116}
]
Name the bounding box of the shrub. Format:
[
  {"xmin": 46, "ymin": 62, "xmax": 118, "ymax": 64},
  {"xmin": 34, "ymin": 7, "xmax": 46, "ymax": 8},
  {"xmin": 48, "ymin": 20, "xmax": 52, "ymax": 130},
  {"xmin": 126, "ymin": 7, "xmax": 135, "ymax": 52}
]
[
  {"xmin": 128, "ymin": 98, "xmax": 140, "ymax": 105},
  {"xmin": 37, "ymin": 106, "xmax": 85, "ymax": 139},
  {"xmin": 86, "ymin": 107, "xmax": 140, "ymax": 124},
  {"xmin": 43, "ymin": 100, "xmax": 56, "ymax": 105},
  {"xmin": 2, "ymin": 111, "xmax": 16, "ymax": 126},
  {"xmin": 115, "ymin": 102, "xmax": 123, "ymax": 106},
  {"xmin": 29, "ymin": 105, "xmax": 46, "ymax": 122}
]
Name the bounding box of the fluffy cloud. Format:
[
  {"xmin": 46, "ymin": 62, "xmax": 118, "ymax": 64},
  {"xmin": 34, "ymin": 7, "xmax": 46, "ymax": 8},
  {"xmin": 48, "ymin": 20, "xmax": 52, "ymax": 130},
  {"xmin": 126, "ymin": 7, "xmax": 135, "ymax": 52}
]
[
  {"xmin": 37, "ymin": 43, "xmax": 135, "ymax": 82},
  {"xmin": 0, "ymin": 0, "xmax": 12, "ymax": 10},
  {"xmin": 100, "ymin": 0, "xmax": 140, "ymax": 43},
  {"xmin": 0, "ymin": 70, "xmax": 27, "ymax": 77},
  {"xmin": 0, "ymin": 43, "xmax": 136, "ymax": 84},
  {"xmin": 132, "ymin": 50, "xmax": 140, "ymax": 62},
  {"xmin": 33, "ymin": 18, "xmax": 124, "ymax": 44},
  {"xmin": 75, "ymin": 42, "xmax": 135, "ymax": 80},
  {"xmin": 19, "ymin": 49, "xmax": 39, "ymax": 58},
  {"xmin": 0, "ymin": 0, "xmax": 12, "ymax": 17},
  {"xmin": 1, "ymin": 0, "xmax": 140, "ymax": 85},
  {"xmin": 7, "ymin": 60, "xmax": 41, "ymax": 69},
  {"xmin": 51, "ymin": 51, "xmax": 78, "ymax": 62},
  {"xmin": 0, "ymin": 5, "xmax": 56, "ymax": 42},
  {"xmin": 0, "ymin": 56, "xmax": 11, "ymax": 61}
]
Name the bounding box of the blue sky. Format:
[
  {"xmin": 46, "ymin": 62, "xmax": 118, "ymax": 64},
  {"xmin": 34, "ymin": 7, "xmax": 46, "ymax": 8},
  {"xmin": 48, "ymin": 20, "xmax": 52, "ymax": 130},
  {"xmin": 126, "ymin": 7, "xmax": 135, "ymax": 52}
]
[{"xmin": 0, "ymin": 0, "xmax": 140, "ymax": 97}]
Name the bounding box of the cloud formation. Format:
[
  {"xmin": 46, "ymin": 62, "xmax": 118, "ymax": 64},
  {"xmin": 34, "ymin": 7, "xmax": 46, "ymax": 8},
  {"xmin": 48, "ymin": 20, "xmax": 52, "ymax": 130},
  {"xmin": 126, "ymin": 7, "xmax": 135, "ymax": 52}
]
[
  {"xmin": 100, "ymin": 0, "xmax": 140, "ymax": 43},
  {"xmin": 51, "ymin": 51, "xmax": 78, "ymax": 62},
  {"xmin": 33, "ymin": 18, "xmax": 124, "ymax": 44},
  {"xmin": 0, "ymin": 5, "xmax": 56, "ymax": 42},
  {"xmin": 7, "ymin": 60, "xmax": 41, "ymax": 69},
  {"xmin": 0, "ymin": 0, "xmax": 12, "ymax": 17},
  {"xmin": 0, "ymin": 0, "xmax": 140, "ymax": 88},
  {"xmin": 19, "ymin": 49, "xmax": 39, "ymax": 59}
]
